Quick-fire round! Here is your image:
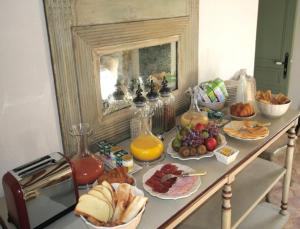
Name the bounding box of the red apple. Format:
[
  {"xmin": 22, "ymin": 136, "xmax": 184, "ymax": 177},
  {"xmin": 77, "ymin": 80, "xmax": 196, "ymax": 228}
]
[
  {"xmin": 205, "ymin": 137, "xmax": 217, "ymax": 151},
  {"xmin": 194, "ymin": 123, "xmax": 206, "ymax": 132}
]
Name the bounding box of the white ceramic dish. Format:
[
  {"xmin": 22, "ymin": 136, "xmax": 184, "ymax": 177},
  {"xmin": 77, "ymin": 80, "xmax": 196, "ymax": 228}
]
[
  {"xmin": 143, "ymin": 163, "xmax": 201, "ymax": 200},
  {"xmin": 80, "ymin": 183, "xmax": 145, "ymax": 229},
  {"xmin": 167, "ymin": 134, "xmax": 227, "ymax": 161},
  {"xmin": 214, "ymin": 146, "xmax": 239, "ymax": 165},
  {"xmin": 223, "ymin": 121, "xmax": 269, "ymax": 141},
  {"xmin": 230, "ymin": 112, "xmax": 256, "ymax": 120},
  {"xmin": 256, "ymin": 100, "xmax": 291, "ymax": 118}
]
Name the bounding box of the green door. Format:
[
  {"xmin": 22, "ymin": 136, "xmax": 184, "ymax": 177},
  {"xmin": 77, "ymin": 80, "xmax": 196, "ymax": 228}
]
[{"xmin": 254, "ymin": 0, "xmax": 297, "ymax": 94}]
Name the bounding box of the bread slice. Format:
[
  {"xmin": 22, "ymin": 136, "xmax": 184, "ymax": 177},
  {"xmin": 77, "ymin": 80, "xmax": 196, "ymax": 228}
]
[
  {"xmin": 102, "ymin": 180, "xmax": 114, "ymax": 193},
  {"xmin": 112, "ymin": 183, "xmax": 131, "ymax": 222},
  {"xmin": 88, "ymin": 189, "xmax": 113, "ymax": 219},
  {"xmin": 94, "ymin": 185, "xmax": 113, "ymax": 204},
  {"xmin": 120, "ymin": 196, "xmax": 148, "ymax": 223},
  {"xmin": 101, "ymin": 181, "xmax": 116, "ymax": 208},
  {"xmin": 75, "ymin": 194, "xmax": 110, "ymax": 223}
]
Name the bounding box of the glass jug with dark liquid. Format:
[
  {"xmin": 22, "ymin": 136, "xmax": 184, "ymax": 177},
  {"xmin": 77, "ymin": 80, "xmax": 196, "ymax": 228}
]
[{"xmin": 69, "ymin": 123, "xmax": 104, "ymax": 189}]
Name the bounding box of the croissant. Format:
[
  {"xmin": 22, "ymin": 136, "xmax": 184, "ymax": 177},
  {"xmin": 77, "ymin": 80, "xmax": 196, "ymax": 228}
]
[{"xmin": 230, "ymin": 103, "xmax": 254, "ymax": 117}]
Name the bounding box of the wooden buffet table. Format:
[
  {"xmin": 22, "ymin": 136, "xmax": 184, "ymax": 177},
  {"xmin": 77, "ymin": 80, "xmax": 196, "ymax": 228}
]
[{"xmin": 0, "ymin": 110, "xmax": 299, "ymax": 229}]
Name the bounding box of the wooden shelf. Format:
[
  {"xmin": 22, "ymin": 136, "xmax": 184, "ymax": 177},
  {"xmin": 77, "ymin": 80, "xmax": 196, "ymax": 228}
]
[
  {"xmin": 238, "ymin": 202, "xmax": 289, "ymax": 229},
  {"xmin": 177, "ymin": 158, "xmax": 286, "ymax": 229}
]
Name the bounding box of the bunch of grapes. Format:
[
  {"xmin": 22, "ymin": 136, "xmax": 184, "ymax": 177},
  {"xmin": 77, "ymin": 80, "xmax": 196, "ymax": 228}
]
[
  {"xmin": 207, "ymin": 124, "xmax": 220, "ymax": 137},
  {"xmin": 181, "ymin": 130, "xmax": 205, "ymax": 147}
]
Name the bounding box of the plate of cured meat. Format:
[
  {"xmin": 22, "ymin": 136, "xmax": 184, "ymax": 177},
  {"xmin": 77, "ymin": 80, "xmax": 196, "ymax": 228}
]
[{"xmin": 143, "ymin": 163, "xmax": 201, "ymax": 200}]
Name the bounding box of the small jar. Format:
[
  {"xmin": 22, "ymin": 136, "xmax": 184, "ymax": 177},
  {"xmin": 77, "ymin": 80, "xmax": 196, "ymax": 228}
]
[
  {"xmin": 159, "ymin": 77, "xmax": 176, "ymax": 132},
  {"xmin": 122, "ymin": 154, "xmax": 134, "ymax": 172},
  {"xmin": 146, "ymin": 80, "xmax": 164, "ymax": 135}
]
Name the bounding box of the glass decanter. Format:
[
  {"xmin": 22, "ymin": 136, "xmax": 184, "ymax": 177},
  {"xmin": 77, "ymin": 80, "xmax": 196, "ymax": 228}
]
[
  {"xmin": 69, "ymin": 123, "xmax": 104, "ymax": 189},
  {"xmin": 180, "ymin": 87, "xmax": 208, "ymax": 127},
  {"xmin": 130, "ymin": 85, "xmax": 164, "ymax": 166}
]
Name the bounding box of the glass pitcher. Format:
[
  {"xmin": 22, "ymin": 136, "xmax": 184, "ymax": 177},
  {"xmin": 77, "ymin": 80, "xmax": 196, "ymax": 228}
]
[
  {"xmin": 180, "ymin": 87, "xmax": 208, "ymax": 127},
  {"xmin": 69, "ymin": 123, "xmax": 104, "ymax": 189},
  {"xmin": 130, "ymin": 86, "xmax": 164, "ymax": 165}
]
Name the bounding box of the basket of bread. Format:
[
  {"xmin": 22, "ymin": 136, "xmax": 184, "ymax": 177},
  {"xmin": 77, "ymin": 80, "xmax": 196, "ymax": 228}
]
[
  {"xmin": 75, "ymin": 181, "xmax": 148, "ymax": 229},
  {"xmin": 256, "ymin": 90, "xmax": 291, "ymax": 118}
]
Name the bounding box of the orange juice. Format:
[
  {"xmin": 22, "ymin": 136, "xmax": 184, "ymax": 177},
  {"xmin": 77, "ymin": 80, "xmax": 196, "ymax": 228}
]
[{"xmin": 130, "ymin": 134, "xmax": 164, "ymax": 161}]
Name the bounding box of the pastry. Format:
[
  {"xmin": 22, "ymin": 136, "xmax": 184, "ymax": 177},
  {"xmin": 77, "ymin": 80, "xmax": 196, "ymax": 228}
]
[{"xmin": 230, "ymin": 103, "xmax": 255, "ymax": 117}]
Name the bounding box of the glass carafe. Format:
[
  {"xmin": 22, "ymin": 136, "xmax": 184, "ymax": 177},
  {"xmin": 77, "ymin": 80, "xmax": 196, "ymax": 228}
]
[
  {"xmin": 130, "ymin": 85, "xmax": 164, "ymax": 165},
  {"xmin": 69, "ymin": 123, "xmax": 104, "ymax": 189},
  {"xmin": 180, "ymin": 87, "xmax": 208, "ymax": 127},
  {"xmin": 130, "ymin": 116, "xmax": 164, "ymax": 165}
]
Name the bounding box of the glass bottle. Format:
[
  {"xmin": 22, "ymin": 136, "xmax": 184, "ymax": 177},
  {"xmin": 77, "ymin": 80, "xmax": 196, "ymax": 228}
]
[
  {"xmin": 146, "ymin": 80, "xmax": 164, "ymax": 136},
  {"xmin": 130, "ymin": 84, "xmax": 150, "ymax": 139},
  {"xmin": 69, "ymin": 123, "xmax": 104, "ymax": 189},
  {"xmin": 180, "ymin": 87, "xmax": 209, "ymax": 127},
  {"xmin": 159, "ymin": 77, "xmax": 176, "ymax": 132},
  {"xmin": 236, "ymin": 69, "xmax": 257, "ymax": 109}
]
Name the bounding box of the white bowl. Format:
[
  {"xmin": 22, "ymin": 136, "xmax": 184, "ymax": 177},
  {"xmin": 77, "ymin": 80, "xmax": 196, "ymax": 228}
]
[
  {"xmin": 198, "ymin": 100, "xmax": 225, "ymax": 111},
  {"xmin": 256, "ymin": 100, "xmax": 291, "ymax": 118},
  {"xmin": 80, "ymin": 184, "xmax": 145, "ymax": 229},
  {"xmin": 215, "ymin": 146, "xmax": 239, "ymax": 165}
]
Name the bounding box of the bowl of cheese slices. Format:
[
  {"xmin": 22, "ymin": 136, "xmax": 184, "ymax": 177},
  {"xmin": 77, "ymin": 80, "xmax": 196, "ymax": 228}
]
[{"xmin": 75, "ymin": 181, "xmax": 148, "ymax": 229}]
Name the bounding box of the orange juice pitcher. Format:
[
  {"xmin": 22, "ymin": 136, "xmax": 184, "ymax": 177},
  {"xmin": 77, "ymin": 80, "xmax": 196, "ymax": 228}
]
[{"xmin": 130, "ymin": 85, "xmax": 164, "ymax": 165}]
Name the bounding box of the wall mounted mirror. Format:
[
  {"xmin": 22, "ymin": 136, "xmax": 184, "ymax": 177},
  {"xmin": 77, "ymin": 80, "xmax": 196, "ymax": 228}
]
[
  {"xmin": 44, "ymin": 0, "xmax": 198, "ymax": 153},
  {"xmin": 99, "ymin": 42, "xmax": 178, "ymax": 115}
]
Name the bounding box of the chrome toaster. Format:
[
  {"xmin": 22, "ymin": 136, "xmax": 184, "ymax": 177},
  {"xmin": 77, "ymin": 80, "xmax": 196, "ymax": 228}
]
[{"xmin": 2, "ymin": 152, "xmax": 78, "ymax": 229}]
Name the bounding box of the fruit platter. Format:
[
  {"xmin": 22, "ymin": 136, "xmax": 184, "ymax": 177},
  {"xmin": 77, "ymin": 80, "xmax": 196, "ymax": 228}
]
[
  {"xmin": 143, "ymin": 163, "xmax": 201, "ymax": 199},
  {"xmin": 167, "ymin": 122, "xmax": 226, "ymax": 160}
]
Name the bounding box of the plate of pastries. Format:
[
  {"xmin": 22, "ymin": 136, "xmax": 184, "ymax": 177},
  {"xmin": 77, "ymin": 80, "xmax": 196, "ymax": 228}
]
[
  {"xmin": 230, "ymin": 102, "xmax": 256, "ymax": 120},
  {"xmin": 223, "ymin": 120, "xmax": 270, "ymax": 140}
]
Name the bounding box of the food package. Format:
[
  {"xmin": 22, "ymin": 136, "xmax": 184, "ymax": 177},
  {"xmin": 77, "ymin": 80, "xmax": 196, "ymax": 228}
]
[{"xmin": 198, "ymin": 78, "xmax": 228, "ymax": 103}]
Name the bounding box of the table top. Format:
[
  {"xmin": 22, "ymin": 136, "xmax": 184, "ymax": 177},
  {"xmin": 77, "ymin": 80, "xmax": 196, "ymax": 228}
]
[{"xmin": 1, "ymin": 110, "xmax": 299, "ymax": 229}]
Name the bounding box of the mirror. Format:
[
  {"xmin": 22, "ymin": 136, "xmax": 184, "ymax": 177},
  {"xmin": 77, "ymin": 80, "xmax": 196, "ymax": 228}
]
[{"xmin": 99, "ymin": 41, "xmax": 178, "ymax": 115}]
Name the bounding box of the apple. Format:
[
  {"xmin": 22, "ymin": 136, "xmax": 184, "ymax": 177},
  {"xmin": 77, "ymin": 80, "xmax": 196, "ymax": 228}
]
[
  {"xmin": 205, "ymin": 137, "xmax": 217, "ymax": 151},
  {"xmin": 194, "ymin": 123, "xmax": 205, "ymax": 132}
]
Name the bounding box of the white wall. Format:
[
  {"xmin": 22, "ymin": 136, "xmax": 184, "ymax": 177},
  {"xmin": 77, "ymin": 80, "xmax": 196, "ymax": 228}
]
[
  {"xmin": 0, "ymin": 0, "xmax": 62, "ymax": 197},
  {"xmin": 288, "ymin": 1, "xmax": 300, "ymax": 110},
  {"xmin": 198, "ymin": 0, "xmax": 259, "ymax": 82}
]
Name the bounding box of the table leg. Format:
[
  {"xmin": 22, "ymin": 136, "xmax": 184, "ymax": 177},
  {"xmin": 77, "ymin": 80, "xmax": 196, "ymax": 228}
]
[
  {"xmin": 222, "ymin": 183, "xmax": 232, "ymax": 229},
  {"xmin": 280, "ymin": 122, "xmax": 297, "ymax": 215}
]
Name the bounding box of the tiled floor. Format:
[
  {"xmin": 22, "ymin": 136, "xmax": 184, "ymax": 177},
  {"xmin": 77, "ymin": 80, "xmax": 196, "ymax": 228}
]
[{"xmin": 269, "ymin": 135, "xmax": 300, "ymax": 229}]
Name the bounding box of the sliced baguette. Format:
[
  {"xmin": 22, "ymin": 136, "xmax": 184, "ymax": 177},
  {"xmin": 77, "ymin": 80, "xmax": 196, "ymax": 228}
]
[
  {"xmin": 75, "ymin": 194, "xmax": 110, "ymax": 223},
  {"xmin": 120, "ymin": 196, "xmax": 148, "ymax": 223}
]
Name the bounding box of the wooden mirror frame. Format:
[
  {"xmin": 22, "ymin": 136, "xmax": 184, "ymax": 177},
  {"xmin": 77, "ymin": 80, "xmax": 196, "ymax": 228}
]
[{"xmin": 44, "ymin": 0, "xmax": 199, "ymax": 154}]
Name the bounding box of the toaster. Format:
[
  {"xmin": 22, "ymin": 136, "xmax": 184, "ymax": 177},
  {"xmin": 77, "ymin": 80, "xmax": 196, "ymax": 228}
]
[{"xmin": 2, "ymin": 152, "xmax": 78, "ymax": 229}]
